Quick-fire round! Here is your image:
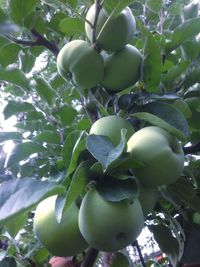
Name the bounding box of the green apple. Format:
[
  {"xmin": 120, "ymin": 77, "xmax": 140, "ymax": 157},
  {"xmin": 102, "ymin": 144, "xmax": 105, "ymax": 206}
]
[
  {"xmin": 127, "ymin": 126, "xmax": 185, "ymax": 187},
  {"xmin": 85, "ymin": 4, "xmax": 136, "ymax": 52},
  {"xmin": 101, "ymin": 45, "xmax": 142, "ymax": 92},
  {"xmin": 57, "ymin": 40, "xmax": 104, "ymax": 89},
  {"xmin": 33, "ymin": 195, "xmax": 88, "ymax": 256},
  {"xmin": 138, "ymin": 184, "xmax": 158, "ymax": 217},
  {"xmin": 78, "ymin": 189, "xmax": 144, "ymax": 252},
  {"xmin": 89, "ymin": 115, "xmax": 134, "ymax": 146}
]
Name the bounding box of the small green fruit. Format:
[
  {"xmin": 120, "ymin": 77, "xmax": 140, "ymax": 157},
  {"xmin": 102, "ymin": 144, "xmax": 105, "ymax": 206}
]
[
  {"xmin": 127, "ymin": 126, "xmax": 185, "ymax": 187},
  {"xmin": 101, "ymin": 45, "xmax": 142, "ymax": 92},
  {"xmin": 33, "ymin": 196, "xmax": 88, "ymax": 256},
  {"xmin": 78, "ymin": 189, "xmax": 144, "ymax": 252},
  {"xmin": 89, "ymin": 115, "xmax": 134, "ymax": 146},
  {"xmin": 85, "ymin": 5, "xmax": 136, "ymax": 52},
  {"xmin": 57, "ymin": 40, "xmax": 104, "ymax": 89}
]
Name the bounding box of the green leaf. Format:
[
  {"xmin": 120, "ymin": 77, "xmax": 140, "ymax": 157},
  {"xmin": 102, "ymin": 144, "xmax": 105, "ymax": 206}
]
[
  {"xmin": 167, "ymin": 179, "xmax": 200, "ymax": 212},
  {"xmin": 34, "ymin": 130, "xmax": 60, "ymax": 144},
  {"xmin": 3, "ymin": 101, "xmax": 35, "ymax": 119},
  {"xmin": 0, "ymin": 67, "xmax": 30, "ymax": 91},
  {"xmin": 87, "ymin": 131, "xmax": 128, "ymax": 171},
  {"xmin": 146, "ymin": 0, "xmax": 163, "ymax": 13},
  {"xmin": 26, "ymin": 110, "xmax": 45, "ymax": 121},
  {"xmin": 5, "ymin": 213, "xmax": 27, "ymax": 237},
  {"xmin": 0, "ymin": 258, "xmax": 17, "ymax": 267},
  {"xmin": 55, "ymin": 160, "xmax": 92, "ymax": 223},
  {"xmin": 67, "ymin": 136, "xmax": 86, "ymax": 178},
  {"xmin": 184, "ymin": 69, "xmax": 200, "ymax": 89},
  {"xmin": 54, "ymin": 106, "xmax": 78, "ymax": 127},
  {"xmin": 149, "ymin": 224, "xmax": 180, "ymax": 266},
  {"xmin": 20, "ymin": 50, "xmax": 36, "ymax": 74},
  {"xmin": 165, "ymin": 18, "xmax": 200, "ymax": 54},
  {"xmin": 0, "ymin": 178, "xmax": 65, "ymax": 224},
  {"xmin": 5, "ymin": 141, "xmax": 47, "ymax": 167},
  {"xmin": 168, "ymin": 2, "xmax": 182, "ymax": 16},
  {"xmin": 104, "ymin": 0, "xmax": 135, "ymax": 15},
  {"xmin": 0, "ymin": 43, "xmax": 20, "ymax": 67},
  {"xmin": 62, "ymin": 130, "xmax": 85, "ymax": 169},
  {"xmin": 132, "ymin": 101, "xmax": 189, "ymax": 140},
  {"xmin": 97, "ymin": 176, "xmax": 139, "ymax": 202},
  {"xmin": 162, "ymin": 61, "xmax": 189, "ymax": 90},
  {"xmin": 10, "ymin": 0, "xmax": 37, "ymax": 25},
  {"xmin": 106, "ymin": 152, "xmax": 144, "ymax": 173},
  {"xmin": 105, "ymin": 128, "xmax": 128, "ymax": 169},
  {"xmin": 34, "ymin": 77, "xmax": 57, "ymax": 106},
  {"xmin": 59, "ymin": 17, "xmax": 84, "ymax": 35},
  {"xmin": 0, "ymin": 132, "xmax": 22, "ymax": 143},
  {"xmin": 141, "ymin": 27, "xmax": 162, "ymax": 91},
  {"xmin": 86, "ymin": 135, "xmax": 114, "ymax": 168}
]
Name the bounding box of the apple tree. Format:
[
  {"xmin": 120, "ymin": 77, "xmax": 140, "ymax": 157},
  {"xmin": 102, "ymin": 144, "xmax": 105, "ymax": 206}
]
[{"xmin": 0, "ymin": 0, "xmax": 200, "ymax": 266}]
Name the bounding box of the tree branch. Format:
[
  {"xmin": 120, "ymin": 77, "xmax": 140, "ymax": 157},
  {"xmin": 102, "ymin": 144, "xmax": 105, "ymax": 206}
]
[
  {"xmin": 183, "ymin": 141, "xmax": 200, "ymax": 154},
  {"xmin": 133, "ymin": 240, "xmax": 146, "ymax": 267},
  {"xmin": 3, "ymin": 28, "xmax": 59, "ymax": 57},
  {"xmin": 80, "ymin": 247, "xmax": 99, "ymax": 267},
  {"xmin": 30, "ymin": 29, "xmax": 59, "ymax": 56}
]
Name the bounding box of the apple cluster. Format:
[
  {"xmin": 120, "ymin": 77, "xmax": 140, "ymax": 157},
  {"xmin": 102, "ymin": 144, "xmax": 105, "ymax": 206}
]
[
  {"xmin": 78, "ymin": 116, "xmax": 185, "ymax": 251},
  {"xmin": 33, "ymin": 116, "xmax": 185, "ymax": 257},
  {"xmin": 57, "ymin": 4, "xmax": 143, "ymax": 93},
  {"xmin": 33, "ymin": 3, "xmax": 185, "ymax": 259}
]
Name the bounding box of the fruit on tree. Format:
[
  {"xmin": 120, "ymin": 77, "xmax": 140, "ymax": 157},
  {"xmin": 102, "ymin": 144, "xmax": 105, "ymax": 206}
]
[
  {"xmin": 89, "ymin": 115, "xmax": 134, "ymax": 146},
  {"xmin": 101, "ymin": 45, "xmax": 142, "ymax": 92},
  {"xmin": 127, "ymin": 126, "xmax": 185, "ymax": 187},
  {"xmin": 33, "ymin": 195, "xmax": 88, "ymax": 257},
  {"xmin": 57, "ymin": 40, "xmax": 104, "ymax": 89},
  {"xmin": 85, "ymin": 4, "xmax": 136, "ymax": 52},
  {"xmin": 78, "ymin": 189, "xmax": 144, "ymax": 252},
  {"xmin": 138, "ymin": 184, "xmax": 158, "ymax": 217}
]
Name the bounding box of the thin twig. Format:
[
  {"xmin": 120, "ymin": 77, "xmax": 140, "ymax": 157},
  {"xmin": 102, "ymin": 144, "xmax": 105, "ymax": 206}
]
[
  {"xmin": 3, "ymin": 28, "xmax": 59, "ymax": 57},
  {"xmin": 31, "ymin": 28, "xmax": 59, "ymax": 56}
]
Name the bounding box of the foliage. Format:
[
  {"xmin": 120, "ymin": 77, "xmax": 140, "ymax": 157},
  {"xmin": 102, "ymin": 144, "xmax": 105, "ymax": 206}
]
[{"xmin": 0, "ymin": 0, "xmax": 199, "ymax": 266}]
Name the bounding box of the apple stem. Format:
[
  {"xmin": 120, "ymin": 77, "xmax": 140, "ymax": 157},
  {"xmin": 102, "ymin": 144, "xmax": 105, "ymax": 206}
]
[
  {"xmin": 80, "ymin": 247, "xmax": 99, "ymax": 267},
  {"xmin": 134, "ymin": 240, "xmax": 147, "ymax": 267}
]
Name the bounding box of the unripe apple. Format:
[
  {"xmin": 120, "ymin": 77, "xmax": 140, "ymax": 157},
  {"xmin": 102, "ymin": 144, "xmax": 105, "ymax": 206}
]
[
  {"xmin": 57, "ymin": 40, "xmax": 104, "ymax": 89},
  {"xmin": 78, "ymin": 189, "xmax": 144, "ymax": 252},
  {"xmin": 89, "ymin": 115, "xmax": 134, "ymax": 146},
  {"xmin": 85, "ymin": 5, "xmax": 136, "ymax": 52},
  {"xmin": 101, "ymin": 45, "xmax": 142, "ymax": 92},
  {"xmin": 138, "ymin": 184, "xmax": 158, "ymax": 217},
  {"xmin": 33, "ymin": 195, "xmax": 88, "ymax": 256},
  {"xmin": 127, "ymin": 126, "xmax": 185, "ymax": 187}
]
